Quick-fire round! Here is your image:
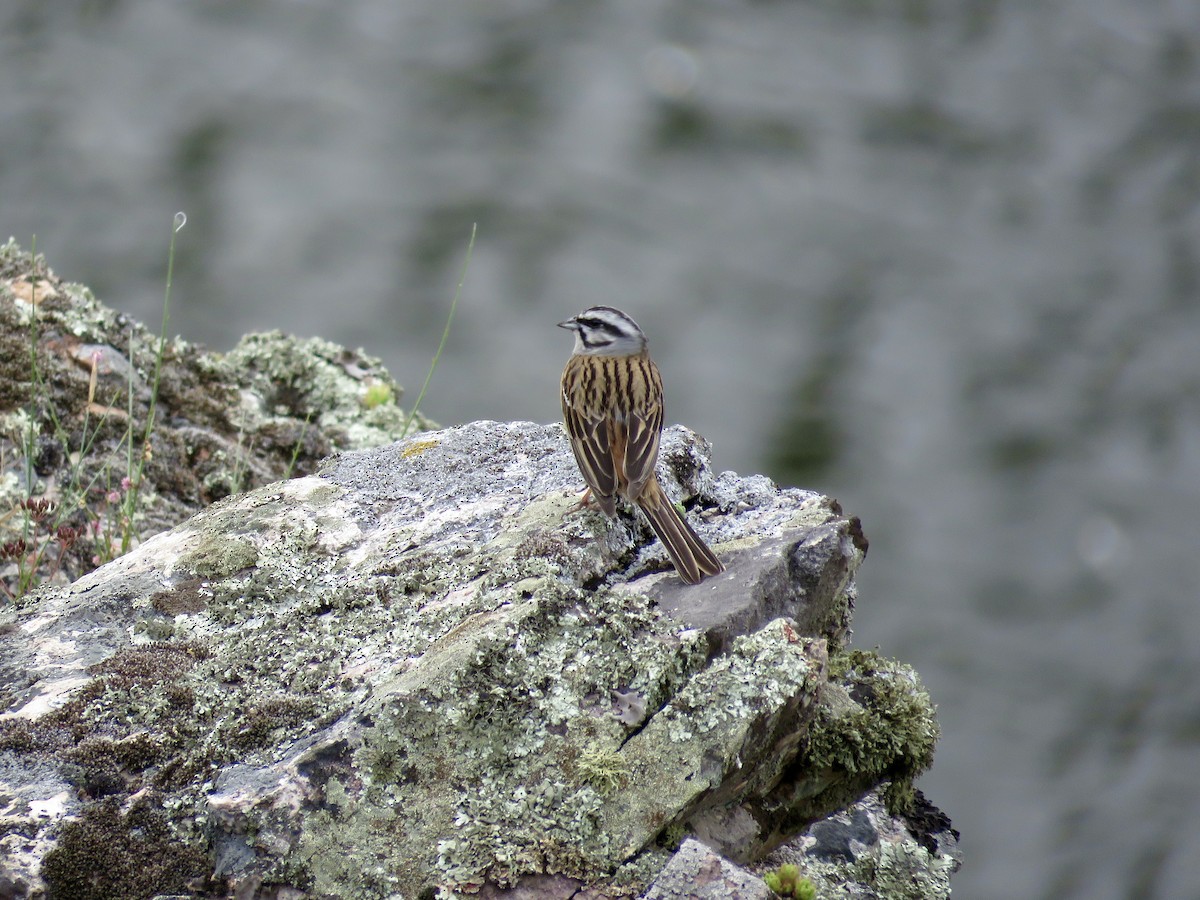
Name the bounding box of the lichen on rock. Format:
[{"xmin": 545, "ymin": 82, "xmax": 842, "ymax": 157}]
[
  {"xmin": 1, "ymin": 418, "xmax": 952, "ymax": 897},
  {"xmin": 0, "ymin": 245, "xmax": 955, "ymax": 898}
]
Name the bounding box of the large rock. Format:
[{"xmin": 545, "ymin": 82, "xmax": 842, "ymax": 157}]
[
  {"xmin": 0, "ymin": 234, "xmax": 954, "ymax": 898},
  {"xmin": 0, "ymin": 416, "xmax": 952, "ymax": 898}
]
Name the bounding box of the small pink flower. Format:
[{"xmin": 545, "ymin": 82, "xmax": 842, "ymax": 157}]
[
  {"xmin": 120, "ymin": 477, "xmax": 133, "ymax": 491},
  {"xmin": 106, "ymin": 490, "xmax": 121, "ymax": 504}
]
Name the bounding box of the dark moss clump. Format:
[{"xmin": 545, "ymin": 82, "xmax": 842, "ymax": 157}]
[
  {"xmin": 41, "ymin": 795, "xmax": 210, "ymax": 900},
  {"xmin": 62, "ymin": 733, "xmax": 166, "ymax": 798},
  {"xmin": 0, "ymin": 718, "xmax": 63, "ymax": 755},
  {"xmin": 225, "ymin": 696, "xmax": 320, "ymax": 750},
  {"xmin": 0, "ymin": 681, "xmax": 109, "ymax": 752},
  {"xmin": 513, "ymin": 530, "xmax": 571, "ymax": 567},
  {"xmin": 150, "ymin": 578, "xmax": 210, "ymax": 615},
  {"xmin": 86, "ymin": 641, "xmax": 208, "ymax": 683}
]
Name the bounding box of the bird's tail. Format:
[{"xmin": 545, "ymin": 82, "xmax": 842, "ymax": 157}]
[{"xmin": 637, "ymin": 479, "xmax": 724, "ymax": 585}]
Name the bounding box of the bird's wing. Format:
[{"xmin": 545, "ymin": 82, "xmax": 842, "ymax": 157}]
[
  {"xmin": 562, "ymin": 381, "xmax": 618, "ymax": 504},
  {"xmin": 623, "ymin": 355, "xmax": 664, "ymax": 497}
]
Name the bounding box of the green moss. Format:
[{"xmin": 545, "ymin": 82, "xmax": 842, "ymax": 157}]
[
  {"xmin": 576, "ymin": 747, "xmax": 629, "ymax": 796},
  {"xmin": 764, "ymin": 863, "xmax": 816, "ymax": 898},
  {"xmin": 655, "ymin": 822, "xmax": 688, "ymax": 851},
  {"xmin": 803, "ymin": 649, "xmax": 939, "ymax": 816},
  {"xmin": 361, "ymin": 381, "xmax": 395, "ymax": 410}
]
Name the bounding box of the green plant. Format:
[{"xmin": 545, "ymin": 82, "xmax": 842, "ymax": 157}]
[
  {"xmin": 4, "ymin": 241, "xmax": 129, "ymax": 595},
  {"xmin": 283, "ymin": 411, "xmax": 313, "ymax": 481},
  {"xmin": 119, "ymin": 211, "xmax": 186, "ymax": 553},
  {"xmin": 2, "ymin": 215, "xmax": 184, "ymax": 600},
  {"xmin": 0, "ymin": 498, "xmax": 84, "ymax": 601},
  {"xmin": 401, "ymin": 222, "xmax": 476, "ymax": 438},
  {"xmin": 763, "ymin": 863, "xmax": 816, "ymax": 899}
]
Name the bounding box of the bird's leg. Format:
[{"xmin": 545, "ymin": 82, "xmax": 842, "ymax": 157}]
[{"xmin": 564, "ymin": 486, "xmax": 617, "ymax": 519}]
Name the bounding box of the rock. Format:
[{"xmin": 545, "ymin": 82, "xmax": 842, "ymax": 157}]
[
  {"xmin": 0, "ymin": 238, "xmax": 433, "ymax": 596},
  {"xmin": 0, "ymin": 419, "xmax": 946, "ymax": 898},
  {"xmin": 644, "ymin": 839, "xmax": 775, "ymax": 898},
  {"xmin": 642, "ymin": 786, "xmax": 960, "ymax": 899},
  {"xmin": 753, "ymin": 787, "xmax": 960, "ymax": 899},
  {"xmin": 0, "ymin": 243, "xmax": 953, "ymax": 898}
]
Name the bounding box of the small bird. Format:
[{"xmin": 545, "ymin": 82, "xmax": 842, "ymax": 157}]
[{"xmin": 558, "ymin": 306, "xmax": 724, "ymax": 585}]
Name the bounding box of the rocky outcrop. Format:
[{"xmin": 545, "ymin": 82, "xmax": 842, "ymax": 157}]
[
  {"xmin": 0, "ymin": 237, "xmax": 432, "ymax": 590},
  {"xmin": 0, "ymin": 244, "xmax": 956, "ymax": 898}
]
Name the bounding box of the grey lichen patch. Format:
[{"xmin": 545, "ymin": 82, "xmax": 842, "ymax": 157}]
[
  {"xmin": 366, "ymin": 545, "xmax": 495, "ymax": 599},
  {"xmin": 786, "ymin": 835, "xmax": 956, "ymax": 900},
  {"xmin": 1, "ymin": 518, "xmax": 400, "ymax": 887},
  {"xmin": 659, "ymin": 621, "xmax": 819, "ymax": 745},
  {"xmin": 600, "ymin": 621, "xmax": 823, "ymax": 858},
  {"xmin": 296, "ymin": 795, "xmax": 407, "ymax": 898},
  {"xmin": 53, "ymin": 601, "xmax": 350, "ymax": 775},
  {"xmin": 219, "ymin": 330, "xmax": 436, "ymax": 451},
  {"xmin": 782, "ymin": 494, "xmax": 845, "ymax": 532},
  {"xmin": 176, "ymin": 535, "xmax": 259, "ymax": 579},
  {"xmin": 860, "ymin": 837, "xmax": 956, "ymax": 899},
  {"xmin": 497, "ymin": 492, "xmax": 625, "ymax": 583},
  {"xmin": 284, "ymin": 580, "xmax": 718, "ymax": 892}
]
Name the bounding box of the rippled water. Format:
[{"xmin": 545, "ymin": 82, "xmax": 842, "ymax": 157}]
[{"xmin": 4, "ymin": 2, "xmax": 1199, "ymax": 897}]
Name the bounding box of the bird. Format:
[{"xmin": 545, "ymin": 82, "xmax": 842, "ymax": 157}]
[{"xmin": 558, "ymin": 305, "xmax": 724, "ymax": 585}]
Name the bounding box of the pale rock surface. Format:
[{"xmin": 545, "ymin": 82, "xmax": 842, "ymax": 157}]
[{"xmin": 0, "ymin": 419, "xmax": 952, "ymax": 898}]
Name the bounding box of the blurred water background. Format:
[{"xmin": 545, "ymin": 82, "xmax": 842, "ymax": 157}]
[{"xmin": 3, "ymin": 2, "xmax": 1200, "ymax": 897}]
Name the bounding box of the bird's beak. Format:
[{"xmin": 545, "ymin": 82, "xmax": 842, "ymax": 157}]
[{"xmin": 557, "ymin": 317, "xmax": 579, "ymax": 331}]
